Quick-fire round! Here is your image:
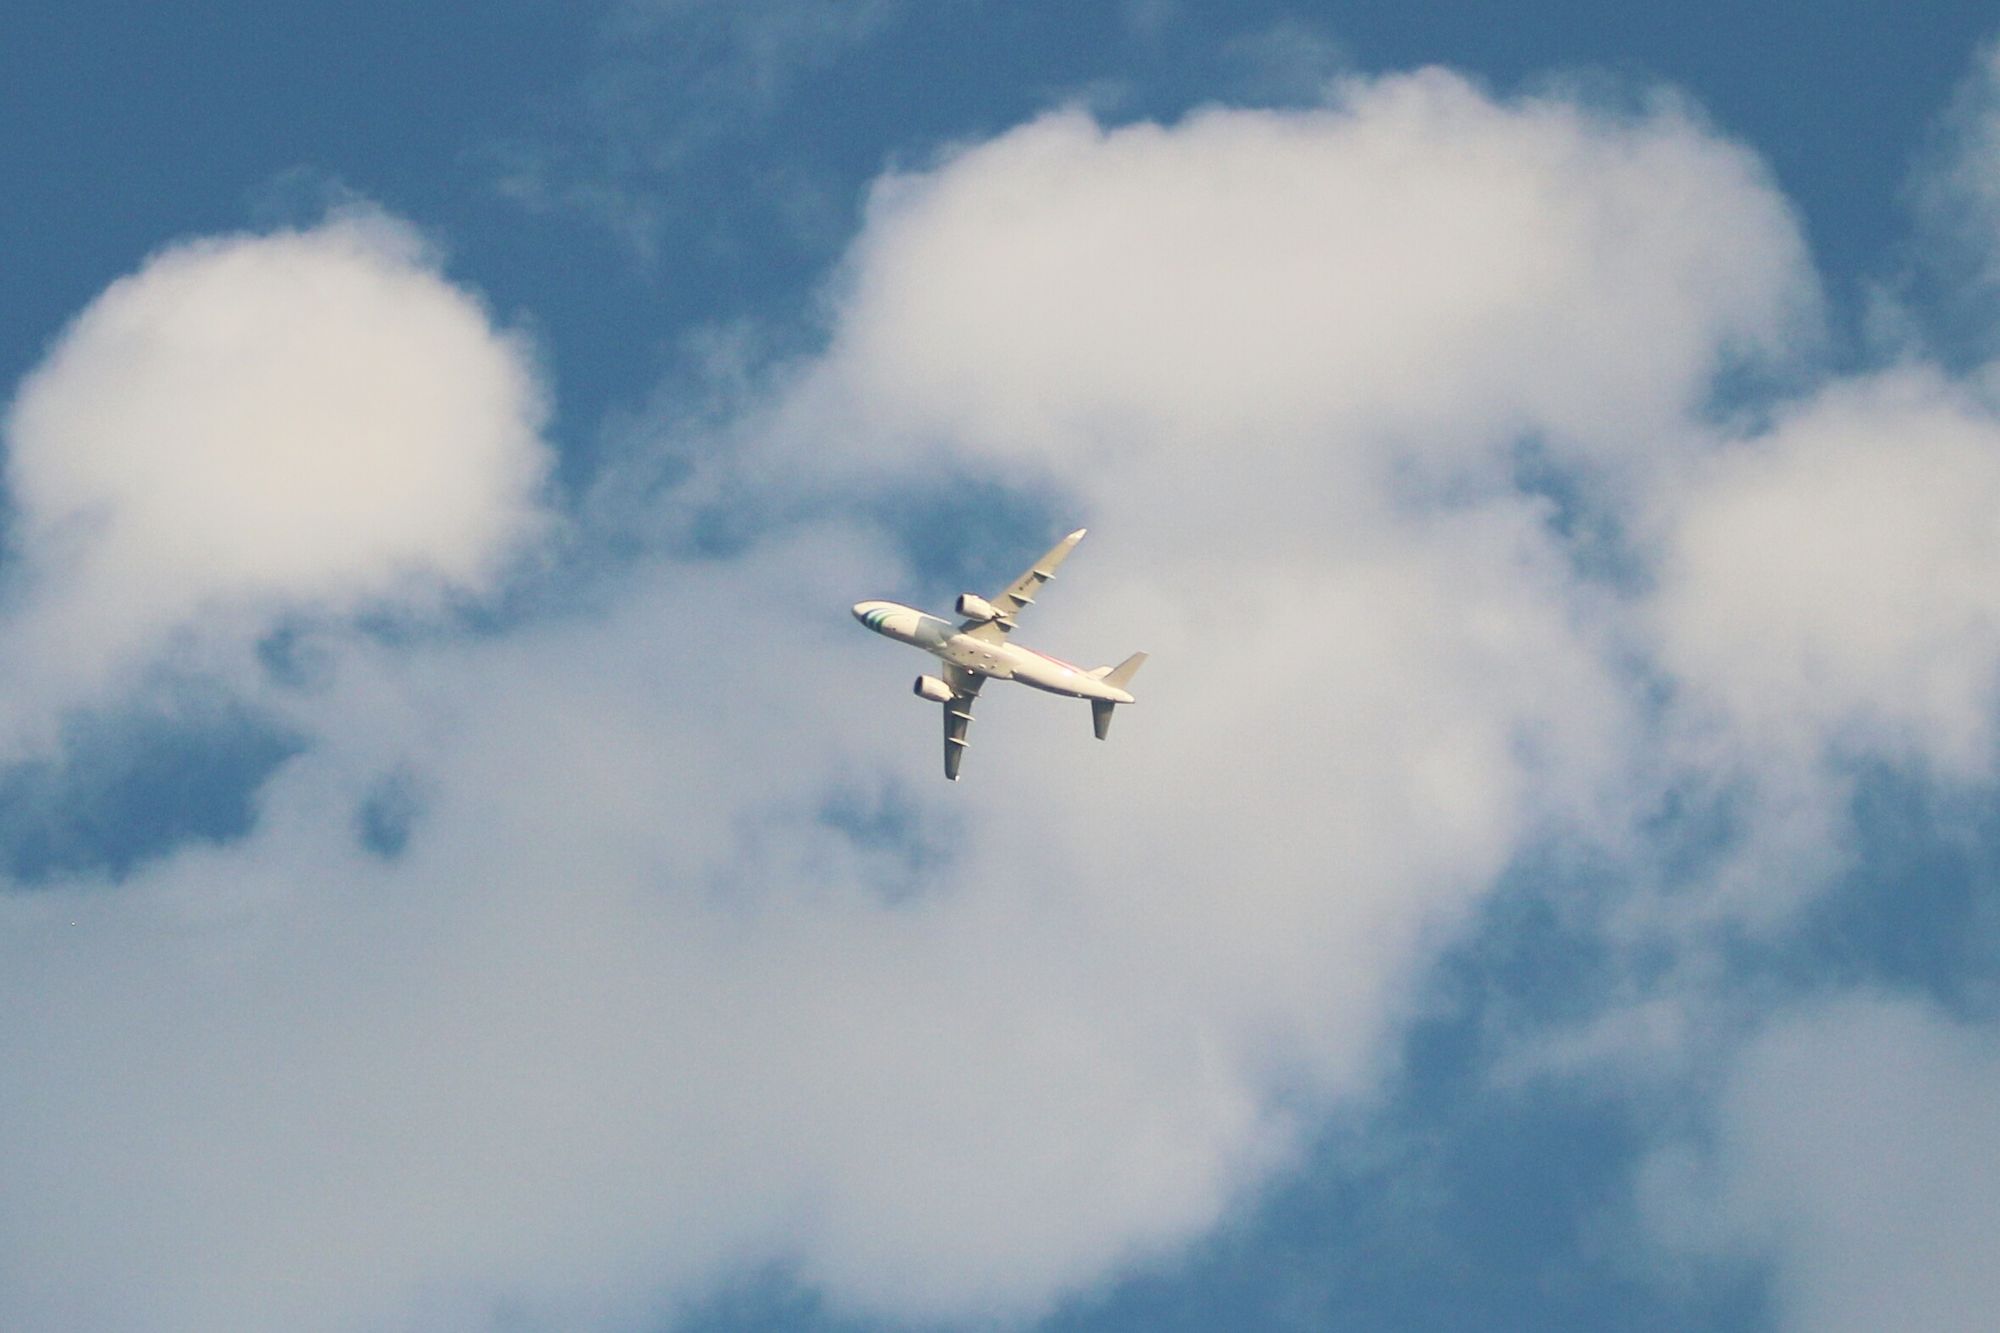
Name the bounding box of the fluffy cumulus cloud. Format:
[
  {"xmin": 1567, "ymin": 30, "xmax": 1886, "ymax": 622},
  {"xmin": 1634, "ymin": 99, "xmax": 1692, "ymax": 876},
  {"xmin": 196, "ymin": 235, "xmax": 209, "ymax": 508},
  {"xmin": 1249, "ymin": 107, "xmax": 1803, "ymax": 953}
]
[
  {"xmin": 807, "ymin": 70, "xmax": 1814, "ymax": 507},
  {"xmin": 5, "ymin": 59, "xmax": 2000, "ymax": 1333},
  {"xmin": 1654, "ymin": 367, "xmax": 2000, "ymax": 777},
  {"xmin": 1613, "ymin": 364, "xmax": 2000, "ymax": 928},
  {"xmin": 0, "ymin": 210, "xmax": 551, "ymax": 737}
]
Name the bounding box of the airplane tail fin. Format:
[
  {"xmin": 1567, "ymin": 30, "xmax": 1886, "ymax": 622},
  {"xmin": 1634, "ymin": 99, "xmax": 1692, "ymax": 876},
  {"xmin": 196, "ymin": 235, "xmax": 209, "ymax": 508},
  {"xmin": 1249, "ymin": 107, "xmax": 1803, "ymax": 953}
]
[
  {"xmin": 1102, "ymin": 651, "xmax": 1147, "ymax": 690},
  {"xmin": 1088, "ymin": 652, "xmax": 1147, "ymax": 740}
]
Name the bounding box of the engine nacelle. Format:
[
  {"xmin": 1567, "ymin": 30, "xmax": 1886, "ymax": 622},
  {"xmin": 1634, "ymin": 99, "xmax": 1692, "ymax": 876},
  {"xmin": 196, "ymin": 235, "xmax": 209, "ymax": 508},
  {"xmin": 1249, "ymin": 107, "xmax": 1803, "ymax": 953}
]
[
  {"xmin": 956, "ymin": 592, "xmax": 1000, "ymax": 622},
  {"xmin": 913, "ymin": 674, "xmax": 955, "ymax": 704}
]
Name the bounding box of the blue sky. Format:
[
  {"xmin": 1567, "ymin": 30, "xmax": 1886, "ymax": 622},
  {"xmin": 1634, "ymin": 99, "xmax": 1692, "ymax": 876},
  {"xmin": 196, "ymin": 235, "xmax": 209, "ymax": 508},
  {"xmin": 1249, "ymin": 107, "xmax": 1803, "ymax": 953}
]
[{"xmin": 5, "ymin": 4, "xmax": 2000, "ymax": 1332}]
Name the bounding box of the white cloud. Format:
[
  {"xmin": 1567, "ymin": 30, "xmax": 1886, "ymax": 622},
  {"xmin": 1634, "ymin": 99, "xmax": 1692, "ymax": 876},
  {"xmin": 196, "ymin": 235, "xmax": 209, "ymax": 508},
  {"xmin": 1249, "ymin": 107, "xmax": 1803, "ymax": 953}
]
[
  {"xmin": 804, "ymin": 71, "xmax": 1815, "ymax": 512},
  {"xmin": 1594, "ymin": 42, "xmax": 2000, "ymax": 1320},
  {"xmin": 1652, "ymin": 366, "xmax": 2000, "ymax": 779},
  {"xmin": 1643, "ymin": 997, "xmax": 2000, "ymax": 1333},
  {"xmin": 0, "ymin": 211, "xmax": 552, "ymax": 738},
  {"xmin": 0, "ymin": 510, "xmax": 1626, "ymax": 1329},
  {"xmin": 23, "ymin": 61, "xmax": 2000, "ymax": 1333},
  {"xmin": 0, "ymin": 530, "xmax": 1293, "ymax": 1330}
]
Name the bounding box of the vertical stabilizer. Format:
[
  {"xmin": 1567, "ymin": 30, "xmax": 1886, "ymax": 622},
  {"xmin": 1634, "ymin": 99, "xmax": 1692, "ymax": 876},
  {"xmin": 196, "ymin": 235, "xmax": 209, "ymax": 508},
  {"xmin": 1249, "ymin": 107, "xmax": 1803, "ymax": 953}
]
[{"xmin": 1103, "ymin": 651, "xmax": 1147, "ymax": 691}]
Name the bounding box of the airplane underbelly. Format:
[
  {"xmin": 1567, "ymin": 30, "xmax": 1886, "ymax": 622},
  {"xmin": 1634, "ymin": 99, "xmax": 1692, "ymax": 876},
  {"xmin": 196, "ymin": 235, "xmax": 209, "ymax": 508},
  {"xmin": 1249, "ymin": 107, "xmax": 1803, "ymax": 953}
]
[
  {"xmin": 1009, "ymin": 654, "xmax": 1083, "ymax": 695},
  {"xmin": 938, "ymin": 635, "xmax": 1013, "ymax": 678}
]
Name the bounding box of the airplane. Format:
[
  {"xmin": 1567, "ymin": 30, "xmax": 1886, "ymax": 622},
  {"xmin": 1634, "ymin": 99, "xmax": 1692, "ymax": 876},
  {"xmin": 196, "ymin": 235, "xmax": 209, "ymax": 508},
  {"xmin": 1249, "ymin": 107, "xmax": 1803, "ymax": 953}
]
[{"xmin": 852, "ymin": 528, "xmax": 1147, "ymax": 780}]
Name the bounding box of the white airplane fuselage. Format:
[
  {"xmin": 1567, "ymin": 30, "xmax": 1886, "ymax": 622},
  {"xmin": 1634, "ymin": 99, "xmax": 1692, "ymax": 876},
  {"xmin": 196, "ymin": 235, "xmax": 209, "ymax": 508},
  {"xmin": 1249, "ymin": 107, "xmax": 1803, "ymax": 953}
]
[{"xmin": 851, "ymin": 601, "xmax": 1136, "ymax": 704}]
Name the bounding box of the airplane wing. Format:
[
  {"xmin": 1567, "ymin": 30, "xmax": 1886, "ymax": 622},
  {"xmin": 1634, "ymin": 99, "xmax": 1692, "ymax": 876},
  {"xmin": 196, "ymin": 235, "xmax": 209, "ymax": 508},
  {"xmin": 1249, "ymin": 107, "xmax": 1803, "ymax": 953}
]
[
  {"xmin": 941, "ymin": 664, "xmax": 983, "ymax": 781},
  {"xmin": 961, "ymin": 527, "xmax": 1087, "ymax": 643}
]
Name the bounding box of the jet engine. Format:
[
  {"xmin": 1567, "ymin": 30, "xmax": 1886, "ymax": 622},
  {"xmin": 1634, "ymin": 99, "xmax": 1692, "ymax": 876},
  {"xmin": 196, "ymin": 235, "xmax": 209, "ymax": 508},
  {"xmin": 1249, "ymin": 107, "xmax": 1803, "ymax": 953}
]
[
  {"xmin": 913, "ymin": 674, "xmax": 955, "ymax": 703},
  {"xmin": 956, "ymin": 592, "xmax": 1000, "ymax": 622}
]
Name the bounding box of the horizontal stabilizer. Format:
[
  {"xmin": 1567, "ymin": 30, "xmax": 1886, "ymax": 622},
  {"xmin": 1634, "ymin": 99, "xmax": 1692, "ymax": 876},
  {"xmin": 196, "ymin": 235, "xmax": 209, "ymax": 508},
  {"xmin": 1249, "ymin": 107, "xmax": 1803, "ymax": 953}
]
[{"xmin": 1091, "ymin": 698, "xmax": 1115, "ymax": 740}]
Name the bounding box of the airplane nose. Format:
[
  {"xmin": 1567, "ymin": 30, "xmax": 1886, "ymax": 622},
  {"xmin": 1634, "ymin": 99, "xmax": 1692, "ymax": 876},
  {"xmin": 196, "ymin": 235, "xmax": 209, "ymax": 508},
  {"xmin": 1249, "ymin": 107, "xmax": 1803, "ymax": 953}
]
[{"xmin": 851, "ymin": 601, "xmax": 876, "ymax": 622}]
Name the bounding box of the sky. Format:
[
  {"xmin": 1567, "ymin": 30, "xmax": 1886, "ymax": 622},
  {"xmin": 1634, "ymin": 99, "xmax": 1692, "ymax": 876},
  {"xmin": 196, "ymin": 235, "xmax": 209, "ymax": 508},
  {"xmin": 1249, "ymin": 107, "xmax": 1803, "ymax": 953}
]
[{"xmin": 4, "ymin": 3, "xmax": 2000, "ymax": 1330}]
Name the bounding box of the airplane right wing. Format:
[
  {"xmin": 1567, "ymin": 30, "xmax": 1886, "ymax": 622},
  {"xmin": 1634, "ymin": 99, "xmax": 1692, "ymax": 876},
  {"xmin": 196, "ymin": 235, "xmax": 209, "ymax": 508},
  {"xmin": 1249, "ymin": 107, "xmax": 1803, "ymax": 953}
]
[
  {"xmin": 962, "ymin": 528, "xmax": 1087, "ymax": 644},
  {"xmin": 941, "ymin": 663, "xmax": 983, "ymax": 781}
]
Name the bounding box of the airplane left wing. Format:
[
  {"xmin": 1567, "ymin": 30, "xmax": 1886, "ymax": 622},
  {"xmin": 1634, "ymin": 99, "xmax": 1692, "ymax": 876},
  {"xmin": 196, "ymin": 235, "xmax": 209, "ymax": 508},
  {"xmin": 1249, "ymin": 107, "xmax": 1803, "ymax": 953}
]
[
  {"xmin": 962, "ymin": 528, "xmax": 1086, "ymax": 643},
  {"xmin": 941, "ymin": 664, "xmax": 983, "ymax": 781}
]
